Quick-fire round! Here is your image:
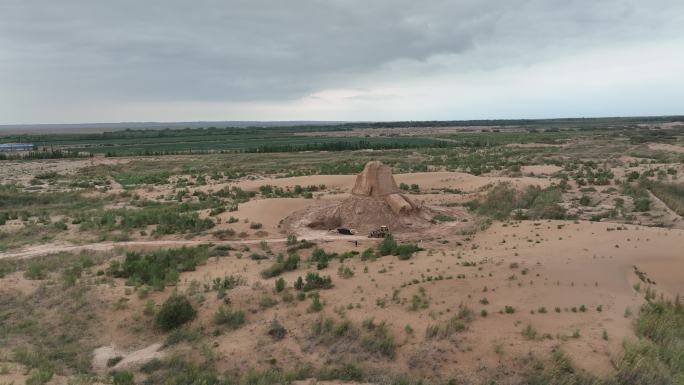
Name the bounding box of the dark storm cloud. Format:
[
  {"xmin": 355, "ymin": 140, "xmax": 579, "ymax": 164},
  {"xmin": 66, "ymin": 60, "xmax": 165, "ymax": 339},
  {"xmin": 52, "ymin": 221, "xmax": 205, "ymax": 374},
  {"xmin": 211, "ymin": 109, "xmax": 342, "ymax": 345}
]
[{"xmin": 0, "ymin": 0, "xmax": 682, "ymax": 118}]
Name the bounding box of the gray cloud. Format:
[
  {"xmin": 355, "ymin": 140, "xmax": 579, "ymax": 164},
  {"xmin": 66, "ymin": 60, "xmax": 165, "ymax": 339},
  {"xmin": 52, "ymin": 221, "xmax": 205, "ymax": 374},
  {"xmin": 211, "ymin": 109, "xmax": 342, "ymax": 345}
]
[{"xmin": 0, "ymin": 0, "xmax": 683, "ymax": 122}]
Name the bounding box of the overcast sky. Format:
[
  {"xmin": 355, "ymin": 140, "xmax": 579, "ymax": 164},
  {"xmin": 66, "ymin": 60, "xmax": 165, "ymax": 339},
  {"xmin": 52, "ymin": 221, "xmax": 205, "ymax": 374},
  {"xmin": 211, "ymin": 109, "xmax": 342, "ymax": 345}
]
[{"xmin": 1, "ymin": 0, "xmax": 683, "ymax": 124}]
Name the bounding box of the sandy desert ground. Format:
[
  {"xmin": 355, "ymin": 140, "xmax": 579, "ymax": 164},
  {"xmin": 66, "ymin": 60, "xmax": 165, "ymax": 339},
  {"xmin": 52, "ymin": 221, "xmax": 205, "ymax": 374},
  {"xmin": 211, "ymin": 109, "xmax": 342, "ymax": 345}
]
[{"xmin": 1, "ymin": 130, "xmax": 684, "ymax": 385}]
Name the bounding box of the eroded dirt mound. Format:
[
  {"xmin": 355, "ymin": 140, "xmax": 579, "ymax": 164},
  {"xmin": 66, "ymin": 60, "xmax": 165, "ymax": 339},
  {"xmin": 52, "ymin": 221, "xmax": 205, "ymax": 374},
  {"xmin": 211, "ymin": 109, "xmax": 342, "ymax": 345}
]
[
  {"xmin": 287, "ymin": 197, "xmax": 430, "ymax": 232},
  {"xmin": 282, "ymin": 161, "xmax": 465, "ymax": 234},
  {"xmin": 352, "ymin": 160, "xmax": 401, "ymax": 197},
  {"xmin": 352, "ymin": 161, "xmax": 417, "ymax": 215}
]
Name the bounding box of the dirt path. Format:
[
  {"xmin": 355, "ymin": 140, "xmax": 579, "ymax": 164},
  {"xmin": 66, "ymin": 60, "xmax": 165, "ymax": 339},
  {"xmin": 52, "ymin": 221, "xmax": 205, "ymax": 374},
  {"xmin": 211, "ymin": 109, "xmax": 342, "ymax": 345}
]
[{"xmin": 0, "ymin": 234, "xmax": 370, "ymax": 260}]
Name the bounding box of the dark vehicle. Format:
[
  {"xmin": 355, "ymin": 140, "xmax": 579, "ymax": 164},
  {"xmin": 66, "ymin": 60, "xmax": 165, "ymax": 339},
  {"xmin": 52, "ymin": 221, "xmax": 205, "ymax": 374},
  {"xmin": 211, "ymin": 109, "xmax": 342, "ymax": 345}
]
[{"xmin": 336, "ymin": 227, "xmax": 354, "ymax": 235}]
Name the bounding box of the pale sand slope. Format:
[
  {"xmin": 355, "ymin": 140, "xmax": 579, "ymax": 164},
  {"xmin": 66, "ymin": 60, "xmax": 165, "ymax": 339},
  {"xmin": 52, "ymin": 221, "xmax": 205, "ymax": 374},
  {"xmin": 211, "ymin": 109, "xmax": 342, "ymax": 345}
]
[
  {"xmin": 85, "ymin": 220, "xmax": 682, "ymax": 380},
  {"xmin": 3, "ymin": 218, "xmax": 682, "ymax": 380},
  {"xmin": 521, "ymin": 165, "xmax": 563, "ymax": 175},
  {"xmin": 649, "ymin": 143, "xmax": 684, "ymax": 154}
]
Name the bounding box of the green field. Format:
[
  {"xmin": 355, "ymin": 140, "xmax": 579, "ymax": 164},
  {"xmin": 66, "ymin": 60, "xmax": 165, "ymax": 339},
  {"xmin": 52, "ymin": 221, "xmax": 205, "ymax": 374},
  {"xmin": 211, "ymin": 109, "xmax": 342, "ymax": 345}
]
[{"xmin": 1, "ymin": 116, "xmax": 683, "ymax": 157}]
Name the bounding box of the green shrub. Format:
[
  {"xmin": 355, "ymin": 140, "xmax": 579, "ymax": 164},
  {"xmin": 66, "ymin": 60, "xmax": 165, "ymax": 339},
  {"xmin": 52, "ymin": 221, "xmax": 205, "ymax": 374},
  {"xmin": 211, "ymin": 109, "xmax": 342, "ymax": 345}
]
[
  {"xmin": 24, "ymin": 263, "xmax": 47, "ymax": 280},
  {"xmin": 634, "ymin": 197, "xmax": 651, "ymax": 212},
  {"xmin": 261, "ymin": 253, "xmax": 300, "ymax": 278},
  {"xmin": 522, "ymin": 324, "xmax": 538, "ymax": 340},
  {"xmin": 260, "ymin": 295, "xmax": 278, "ymax": 309},
  {"xmin": 213, "ymin": 306, "xmax": 245, "ymax": 329},
  {"xmin": 377, "ymin": 235, "xmax": 421, "ymax": 260},
  {"xmin": 395, "ymin": 244, "xmax": 420, "ymax": 260},
  {"xmin": 275, "ymin": 277, "xmax": 286, "ymax": 292},
  {"xmin": 378, "ymin": 235, "xmax": 398, "ymax": 256},
  {"xmin": 579, "ymin": 195, "xmax": 591, "ymax": 206},
  {"xmin": 294, "ymin": 276, "xmax": 304, "ymax": 290},
  {"xmin": 308, "ymin": 292, "xmax": 323, "ymax": 312},
  {"xmin": 359, "ymin": 319, "xmax": 396, "ymax": 359},
  {"xmin": 337, "ymin": 265, "xmax": 354, "ymax": 278},
  {"xmin": 473, "ymin": 184, "xmax": 565, "ymax": 220},
  {"xmin": 163, "ymin": 328, "xmax": 200, "ymax": 346},
  {"xmin": 425, "ymin": 306, "xmax": 473, "ymax": 339},
  {"xmin": 26, "ymin": 366, "xmax": 54, "ymax": 385},
  {"xmin": 155, "ymin": 294, "xmax": 197, "ymax": 331},
  {"xmin": 111, "ymin": 246, "xmax": 209, "ymax": 288},
  {"xmin": 212, "ymin": 275, "xmax": 246, "ymax": 299},
  {"xmin": 111, "ymin": 371, "xmax": 135, "ymax": 385},
  {"xmin": 295, "ymin": 272, "xmax": 333, "ymax": 291},
  {"xmin": 268, "ymin": 318, "xmax": 287, "ymax": 340},
  {"xmin": 310, "ymin": 248, "xmax": 332, "ymax": 270},
  {"xmin": 360, "ymin": 248, "xmax": 376, "ymax": 261},
  {"xmin": 646, "ymin": 181, "xmax": 684, "ymax": 216}
]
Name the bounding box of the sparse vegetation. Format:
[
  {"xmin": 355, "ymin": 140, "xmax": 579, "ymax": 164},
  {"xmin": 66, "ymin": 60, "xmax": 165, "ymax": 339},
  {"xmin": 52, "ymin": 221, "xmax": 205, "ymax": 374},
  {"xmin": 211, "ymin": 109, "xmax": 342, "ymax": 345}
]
[
  {"xmin": 111, "ymin": 246, "xmax": 210, "ymax": 289},
  {"xmin": 3, "ymin": 119, "xmax": 684, "ymax": 385}
]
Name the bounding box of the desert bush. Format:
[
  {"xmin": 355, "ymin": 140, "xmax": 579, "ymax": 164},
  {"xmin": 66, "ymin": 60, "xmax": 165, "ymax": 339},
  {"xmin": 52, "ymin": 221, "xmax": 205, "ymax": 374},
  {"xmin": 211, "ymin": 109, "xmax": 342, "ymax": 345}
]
[
  {"xmin": 111, "ymin": 246, "xmax": 210, "ymax": 289},
  {"xmin": 309, "ymin": 317, "xmax": 396, "ymax": 359},
  {"xmin": 155, "ymin": 294, "xmax": 197, "ymax": 331},
  {"xmin": 522, "ymin": 324, "xmax": 538, "ymax": 340},
  {"xmin": 26, "ymin": 366, "xmax": 54, "ymax": 385},
  {"xmin": 261, "ymin": 253, "xmax": 300, "ymax": 278},
  {"xmin": 634, "ymin": 197, "xmax": 652, "ymax": 212},
  {"xmin": 89, "ymin": 204, "xmax": 215, "ymax": 236},
  {"xmin": 359, "ymin": 319, "xmax": 396, "ymax": 359},
  {"xmin": 310, "ymin": 248, "xmax": 333, "ymax": 270},
  {"xmin": 212, "ymin": 275, "xmax": 246, "ymax": 299},
  {"xmin": 395, "ymin": 244, "xmax": 421, "ymax": 260},
  {"xmin": 378, "ymin": 235, "xmax": 398, "ymax": 256},
  {"xmin": 377, "ymin": 235, "xmax": 421, "ymax": 259},
  {"xmin": 621, "ymin": 297, "xmax": 684, "ymax": 383},
  {"xmin": 360, "ymin": 248, "xmax": 376, "ymax": 261},
  {"xmin": 287, "ymin": 239, "xmax": 316, "ymax": 252},
  {"xmin": 425, "ymin": 305, "xmax": 473, "ymax": 339},
  {"xmin": 213, "ymin": 306, "xmax": 245, "ymax": 329},
  {"xmin": 268, "ymin": 318, "xmax": 287, "ymax": 340},
  {"xmin": 249, "ymin": 252, "xmax": 268, "ymax": 260},
  {"xmin": 260, "ymin": 295, "xmax": 278, "ymax": 309},
  {"xmin": 163, "ymin": 328, "xmax": 201, "ymax": 346},
  {"xmin": 111, "ymin": 371, "xmax": 135, "ymax": 385},
  {"xmin": 646, "ymin": 181, "xmax": 684, "ymax": 216},
  {"xmin": 337, "ymin": 265, "xmax": 354, "ymax": 278},
  {"xmin": 24, "ymin": 263, "xmax": 48, "ymax": 280},
  {"xmin": 471, "ymin": 183, "xmax": 565, "ymax": 220},
  {"xmin": 295, "ymin": 272, "xmax": 333, "ymax": 291},
  {"xmin": 212, "ymin": 229, "xmax": 236, "ymax": 239},
  {"xmin": 140, "ymin": 356, "xmax": 230, "ymax": 385},
  {"xmin": 275, "ymin": 277, "xmax": 286, "ymax": 292},
  {"xmin": 308, "ymin": 292, "xmax": 323, "ymax": 312}
]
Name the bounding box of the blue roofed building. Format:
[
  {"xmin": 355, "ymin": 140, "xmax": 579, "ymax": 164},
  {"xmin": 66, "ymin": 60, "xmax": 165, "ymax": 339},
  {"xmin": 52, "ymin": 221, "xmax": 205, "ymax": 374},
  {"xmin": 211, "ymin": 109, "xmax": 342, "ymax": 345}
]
[{"xmin": 0, "ymin": 143, "xmax": 34, "ymax": 151}]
